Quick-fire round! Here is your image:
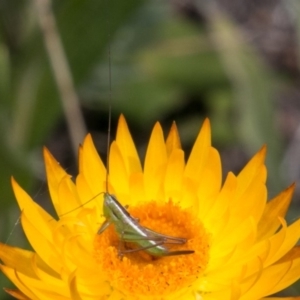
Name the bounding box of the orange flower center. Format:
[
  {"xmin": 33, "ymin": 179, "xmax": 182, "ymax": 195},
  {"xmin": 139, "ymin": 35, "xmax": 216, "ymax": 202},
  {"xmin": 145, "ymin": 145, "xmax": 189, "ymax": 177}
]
[{"xmin": 94, "ymin": 201, "xmax": 210, "ymax": 297}]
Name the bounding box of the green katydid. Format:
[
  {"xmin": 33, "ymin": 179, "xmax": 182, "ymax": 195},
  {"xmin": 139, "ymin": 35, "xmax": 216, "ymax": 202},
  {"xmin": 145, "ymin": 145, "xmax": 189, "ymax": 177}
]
[{"xmin": 97, "ymin": 192, "xmax": 194, "ymax": 257}]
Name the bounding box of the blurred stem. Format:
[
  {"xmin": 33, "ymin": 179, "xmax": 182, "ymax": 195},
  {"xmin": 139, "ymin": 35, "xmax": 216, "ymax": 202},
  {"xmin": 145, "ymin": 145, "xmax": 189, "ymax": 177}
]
[{"xmin": 34, "ymin": 0, "xmax": 87, "ymax": 158}]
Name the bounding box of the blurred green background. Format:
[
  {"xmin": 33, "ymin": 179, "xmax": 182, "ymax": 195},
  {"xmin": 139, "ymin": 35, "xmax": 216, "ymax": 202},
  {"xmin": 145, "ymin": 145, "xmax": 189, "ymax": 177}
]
[{"xmin": 1, "ymin": 0, "xmax": 300, "ymax": 298}]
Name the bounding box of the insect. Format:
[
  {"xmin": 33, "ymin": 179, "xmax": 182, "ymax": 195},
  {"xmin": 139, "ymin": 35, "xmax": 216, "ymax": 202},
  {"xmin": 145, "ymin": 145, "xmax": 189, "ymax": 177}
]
[{"xmin": 97, "ymin": 192, "xmax": 194, "ymax": 257}]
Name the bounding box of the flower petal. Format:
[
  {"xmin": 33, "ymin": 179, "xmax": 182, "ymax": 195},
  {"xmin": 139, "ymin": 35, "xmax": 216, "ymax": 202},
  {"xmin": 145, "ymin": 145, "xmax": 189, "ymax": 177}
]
[
  {"xmin": 185, "ymin": 118, "xmax": 211, "ymax": 183},
  {"xmin": 164, "ymin": 149, "xmax": 185, "ymax": 202},
  {"xmin": 197, "ymin": 147, "xmax": 223, "ymax": 220},
  {"xmin": 20, "ymin": 211, "xmax": 62, "ymax": 274},
  {"xmin": 11, "ymin": 178, "xmax": 56, "ymax": 242},
  {"xmin": 80, "ymin": 134, "xmax": 106, "ymax": 196},
  {"xmin": 75, "ymin": 173, "xmax": 101, "ymax": 211},
  {"xmin": 0, "ymin": 244, "xmax": 37, "ymax": 278},
  {"xmin": 265, "ymin": 218, "xmax": 300, "ymax": 266},
  {"xmin": 166, "ymin": 121, "xmax": 182, "ymax": 155},
  {"xmin": 129, "ymin": 172, "xmax": 145, "ymax": 205},
  {"xmin": 3, "ymin": 288, "xmax": 30, "ymax": 300},
  {"xmin": 240, "ymin": 259, "xmax": 298, "ymax": 300},
  {"xmin": 14, "ymin": 268, "xmax": 69, "ymax": 300},
  {"xmin": 0, "ymin": 265, "xmax": 39, "ymax": 300},
  {"xmin": 257, "ymin": 184, "xmax": 295, "ymax": 241},
  {"xmin": 109, "ymin": 141, "xmax": 129, "ymax": 202},
  {"xmin": 116, "ymin": 114, "xmax": 142, "ymax": 173},
  {"xmin": 68, "ymin": 270, "xmax": 82, "ymax": 300},
  {"xmin": 202, "ymin": 171, "xmax": 235, "ymax": 237},
  {"xmin": 43, "ymin": 147, "xmax": 70, "ymax": 215},
  {"xmin": 144, "ymin": 122, "xmax": 167, "ymax": 200},
  {"xmin": 236, "ymin": 146, "xmax": 267, "ymax": 198},
  {"xmin": 57, "ymin": 175, "xmax": 82, "ymax": 217}
]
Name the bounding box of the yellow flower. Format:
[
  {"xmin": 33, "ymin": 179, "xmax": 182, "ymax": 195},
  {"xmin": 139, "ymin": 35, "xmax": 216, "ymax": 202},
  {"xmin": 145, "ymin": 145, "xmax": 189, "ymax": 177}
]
[{"xmin": 1, "ymin": 115, "xmax": 300, "ymax": 300}]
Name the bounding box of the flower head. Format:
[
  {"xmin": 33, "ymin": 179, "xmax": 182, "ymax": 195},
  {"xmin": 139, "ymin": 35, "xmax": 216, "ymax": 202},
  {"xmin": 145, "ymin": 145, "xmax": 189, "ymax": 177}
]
[{"xmin": 1, "ymin": 115, "xmax": 300, "ymax": 299}]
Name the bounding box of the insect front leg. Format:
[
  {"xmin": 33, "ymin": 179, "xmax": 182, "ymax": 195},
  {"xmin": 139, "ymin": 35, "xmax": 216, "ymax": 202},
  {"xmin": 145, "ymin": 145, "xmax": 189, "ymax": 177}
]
[{"xmin": 97, "ymin": 219, "xmax": 112, "ymax": 234}]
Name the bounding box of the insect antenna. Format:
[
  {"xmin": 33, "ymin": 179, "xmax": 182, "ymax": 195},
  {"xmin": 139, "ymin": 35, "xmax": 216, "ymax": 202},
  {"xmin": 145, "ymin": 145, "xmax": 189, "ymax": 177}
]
[
  {"xmin": 106, "ymin": 35, "xmax": 112, "ymax": 194},
  {"xmin": 105, "ymin": 0, "xmax": 112, "ymax": 195}
]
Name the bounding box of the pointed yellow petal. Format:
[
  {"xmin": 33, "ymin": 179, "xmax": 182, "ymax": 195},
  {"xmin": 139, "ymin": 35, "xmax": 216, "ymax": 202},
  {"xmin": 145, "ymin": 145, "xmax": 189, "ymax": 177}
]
[
  {"xmin": 43, "ymin": 147, "xmax": 70, "ymax": 214},
  {"xmin": 181, "ymin": 176, "xmax": 198, "ymax": 208},
  {"xmin": 109, "ymin": 141, "xmax": 129, "ymax": 199},
  {"xmin": 278, "ymin": 245, "xmax": 300, "ymax": 263},
  {"xmin": 240, "ymin": 260, "xmax": 296, "ymax": 300},
  {"xmin": 68, "ymin": 270, "xmax": 82, "ymax": 300},
  {"xmin": 270, "ymin": 257, "xmax": 300, "ymax": 296},
  {"xmin": 201, "ymin": 171, "xmax": 235, "ymax": 236},
  {"xmin": 144, "ymin": 122, "xmax": 167, "ymax": 200},
  {"xmin": 75, "ymin": 173, "xmax": 95, "ymax": 208},
  {"xmin": 129, "ymin": 172, "xmax": 145, "ymax": 206},
  {"xmin": 263, "ymin": 218, "xmax": 287, "ymax": 261},
  {"xmin": 197, "ymin": 147, "xmax": 222, "ymax": 219},
  {"xmin": 257, "ymin": 184, "xmax": 295, "ymax": 241},
  {"xmin": 0, "ymin": 265, "xmax": 39, "ymax": 300},
  {"xmin": 116, "ymin": 114, "xmax": 142, "ymax": 173},
  {"xmin": 233, "ymin": 176, "xmax": 267, "ymax": 224},
  {"xmin": 185, "ymin": 118, "xmax": 211, "ymax": 182},
  {"xmin": 13, "ymin": 268, "xmax": 69, "ymax": 299},
  {"xmin": 20, "ymin": 212, "xmax": 61, "ymax": 274},
  {"xmin": 4, "ymin": 288, "xmax": 30, "ymax": 300},
  {"xmin": 29, "ymin": 289, "xmax": 69, "ymax": 300},
  {"xmin": 81, "ymin": 134, "xmax": 106, "ymax": 195},
  {"xmin": 236, "ymin": 146, "xmax": 267, "ymax": 197},
  {"xmin": 210, "ymin": 217, "xmax": 257, "ymax": 270},
  {"xmin": 166, "ymin": 121, "xmax": 181, "ymax": 155},
  {"xmin": 164, "ymin": 149, "xmax": 184, "ymax": 202},
  {"xmin": 78, "ymin": 144, "xmax": 84, "ymax": 173},
  {"xmin": 11, "ymin": 177, "xmax": 56, "ymax": 241},
  {"xmin": 265, "ymin": 218, "xmax": 300, "ymax": 266},
  {"xmin": 57, "ymin": 175, "xmax": 82, "ymax": 217},
  {"xmin": 0, "ymin": 244, "xmax": 37, "ymax": 278}
]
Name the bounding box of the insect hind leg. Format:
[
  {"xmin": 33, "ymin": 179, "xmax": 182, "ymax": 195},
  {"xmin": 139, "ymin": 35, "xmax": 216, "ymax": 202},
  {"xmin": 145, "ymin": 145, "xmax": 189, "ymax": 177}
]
[{"xmin": 118, "ymin": 240, "xmax": 166, "ymax": 257}]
